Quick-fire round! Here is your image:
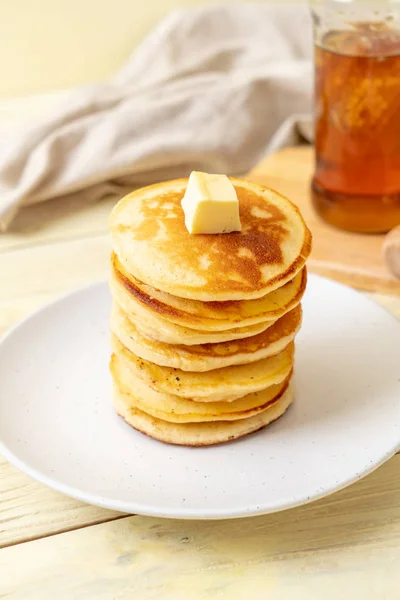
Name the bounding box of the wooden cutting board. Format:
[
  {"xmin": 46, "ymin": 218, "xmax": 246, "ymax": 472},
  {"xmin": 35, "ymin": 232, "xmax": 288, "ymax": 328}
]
[{"xmin": 248, "ymin": 146, "xmax": 400, "ymax": 296}]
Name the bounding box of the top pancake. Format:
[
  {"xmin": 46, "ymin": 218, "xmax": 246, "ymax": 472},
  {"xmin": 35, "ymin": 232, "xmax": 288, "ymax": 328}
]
[{"xmin": 109, "ymin": 177, "xmax": 312, "ymax": 301}]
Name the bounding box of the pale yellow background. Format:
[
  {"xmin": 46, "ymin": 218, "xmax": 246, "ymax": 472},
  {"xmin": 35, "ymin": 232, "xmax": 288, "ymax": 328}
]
[{"xmin": 0, "ymin": 0, "xmax": 305, "ymax": 97}]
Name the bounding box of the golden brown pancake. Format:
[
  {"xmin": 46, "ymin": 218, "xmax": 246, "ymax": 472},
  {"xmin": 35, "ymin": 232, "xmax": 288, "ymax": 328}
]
[
  {"xmin": 113, "ymin": 382, "xmax": 294, "ymax": 446},
  {"xmin": 110, "ymin": 273, "xmax": 279, "ymax": 345},
  {"xmin": 112, "ymin": 253, "xmax": 306, "ymax": 331},
  {"xmin": 111, "ymin": 302, "xmax": 302, "ymax": 371},
  {"xmin": 111, "ymin": 353, "xmax": 292, "ymax": 422},
  {"xmin": 109, "ymin": 178, "xmax": 312, "ymax": 301},
  {"xmin": 111, "ymin": 334, "xmax": 294, "ymax": 402}
]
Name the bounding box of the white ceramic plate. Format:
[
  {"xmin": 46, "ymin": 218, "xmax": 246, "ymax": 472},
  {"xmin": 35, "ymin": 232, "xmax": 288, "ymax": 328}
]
[{"xmin": 0, "ymin": 274, "xmax": 400, "ymax": 519}]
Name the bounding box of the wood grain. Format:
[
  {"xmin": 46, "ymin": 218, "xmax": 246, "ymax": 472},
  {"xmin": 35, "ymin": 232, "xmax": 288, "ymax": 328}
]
[
  {"xmin": 0, "ymin": 457, "xmax": 123, "ymax": 549},
  {"xmin": 0, "ymin": 195, "xmax": 116, "ymax": 253},
  {"xmin": 0, "ymin": 234, "xmax": 110, "ymax": 300},
  {"xmin": 0, "ymin": 234, "xmax": 111, "ymax": 335},
  {"xmin": 248, "ymin": 146, "xmax": 400, "ymax": 296},
  {"xmin": 1, "ymin": 455, "xmax": 400, "ymax": 599}
]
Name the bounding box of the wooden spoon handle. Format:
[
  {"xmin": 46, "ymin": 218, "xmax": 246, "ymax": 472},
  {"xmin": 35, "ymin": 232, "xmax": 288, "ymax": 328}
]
[{"xmin": 383, "ymin": 226, "xmax": 400, "ymax": 279}]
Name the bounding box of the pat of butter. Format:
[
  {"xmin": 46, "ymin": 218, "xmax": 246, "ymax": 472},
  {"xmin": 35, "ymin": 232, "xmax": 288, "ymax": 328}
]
[{"xmin": 181, "ymin": 172, "xmax": 242, "ymax": 234}]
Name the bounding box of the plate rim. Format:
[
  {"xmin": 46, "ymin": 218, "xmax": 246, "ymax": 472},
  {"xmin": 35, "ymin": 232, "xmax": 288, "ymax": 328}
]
[
  {"xmin": 0, "ymin": 427, "xmax": 398, "ymax": 520},
  {"xmin": 1, "ymin": 274, "xmax": 400, "ymax": 519}
]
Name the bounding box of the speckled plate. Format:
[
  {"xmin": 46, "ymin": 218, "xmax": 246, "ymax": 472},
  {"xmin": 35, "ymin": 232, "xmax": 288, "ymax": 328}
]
[{"xmin": 0, "ymin": 275, "xmax": 400, "ymax": 519}]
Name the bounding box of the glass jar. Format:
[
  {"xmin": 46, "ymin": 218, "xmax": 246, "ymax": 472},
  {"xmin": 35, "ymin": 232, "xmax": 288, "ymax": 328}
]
[{"xmin": 311, "ymin": 0, "xmax": 400, "ymax": 233}]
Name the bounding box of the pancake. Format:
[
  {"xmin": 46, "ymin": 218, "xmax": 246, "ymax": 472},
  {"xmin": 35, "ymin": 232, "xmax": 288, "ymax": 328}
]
[
  {"xmin": 109, "ymin": 177, "xmax": 312, "ymax": 301},
  {"xmin": 112, "ymin": 254, "xmax": 306, "ymax": 331},
  {"xmin": 111, "ymin": 353, "xmax": 292, "ymax": 422},
  {"xmin": 111, "ymin": 302, "xmax": 302, "ymax": 371},
  {"xmin": 113, "ymin": 383, "xmax": 294, "ymax": 446},
  {"xmin": 110, "ymin": 274, "xmax": 278, "ymax": 346},
  {"xmin": 111, "ymin": 335, "xmax": 294, "ymax": 402}
]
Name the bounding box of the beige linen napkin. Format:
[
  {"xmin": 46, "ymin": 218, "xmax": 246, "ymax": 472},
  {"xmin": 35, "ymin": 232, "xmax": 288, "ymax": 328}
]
[{"xmin": 0, "ymin": 3, "xmax": 313, "ymax": 231}]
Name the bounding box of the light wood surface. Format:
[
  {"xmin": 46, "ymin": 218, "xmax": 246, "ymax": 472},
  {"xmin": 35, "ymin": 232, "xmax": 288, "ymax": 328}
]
[
  {"xmin": 2, "ymin": 456, "xmax": 400, "ymax": 598},
  {"xmin": 248, "ymin": 146, "xmax": 400, "ymax": 296},
  {"xmin": 1, "ymin": 150, "xmax": 400, "ymax": 596},
  {"xmin": 0, "ymin": 456, "xmax": 124, "ymax": 548}
]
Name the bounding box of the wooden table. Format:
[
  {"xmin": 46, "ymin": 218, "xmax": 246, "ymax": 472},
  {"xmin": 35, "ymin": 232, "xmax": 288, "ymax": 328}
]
[{"xmin": 1, "ymin": 158, "xmax": 400, "ymax": 598}]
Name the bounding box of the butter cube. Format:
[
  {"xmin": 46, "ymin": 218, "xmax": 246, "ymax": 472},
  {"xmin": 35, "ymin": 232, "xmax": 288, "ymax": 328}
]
[{"xmin": 181, "ymin": 172, "xmax": 242, "ymax": 234}]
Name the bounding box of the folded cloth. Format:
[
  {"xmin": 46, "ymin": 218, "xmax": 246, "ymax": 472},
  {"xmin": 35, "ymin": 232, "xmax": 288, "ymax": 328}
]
[{"xmin": 0, "ymin": 2, "xmax": 313, "ymax": 231}]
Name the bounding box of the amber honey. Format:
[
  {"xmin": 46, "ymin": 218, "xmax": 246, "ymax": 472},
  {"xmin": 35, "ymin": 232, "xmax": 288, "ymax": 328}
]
[{"xmin": 312, "ymin": 23, "xmax": 400, "ymax": 232}]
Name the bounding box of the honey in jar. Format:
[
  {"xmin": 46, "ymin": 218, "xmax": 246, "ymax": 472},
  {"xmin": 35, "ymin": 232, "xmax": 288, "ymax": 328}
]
[{"xmin": 312, "ymin": 22, "xmax": 400, "ymax": 233}]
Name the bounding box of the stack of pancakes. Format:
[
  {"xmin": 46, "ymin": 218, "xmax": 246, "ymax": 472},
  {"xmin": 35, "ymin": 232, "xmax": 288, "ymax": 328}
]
[{"xmin": 109, "ymin": 177, "xmax": 311, "ymax": 446}]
